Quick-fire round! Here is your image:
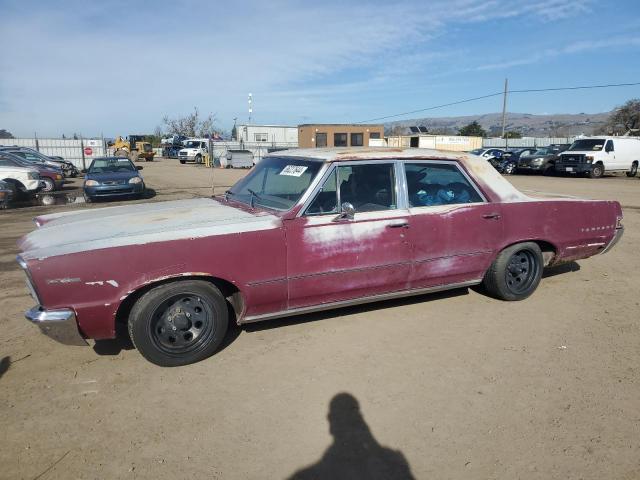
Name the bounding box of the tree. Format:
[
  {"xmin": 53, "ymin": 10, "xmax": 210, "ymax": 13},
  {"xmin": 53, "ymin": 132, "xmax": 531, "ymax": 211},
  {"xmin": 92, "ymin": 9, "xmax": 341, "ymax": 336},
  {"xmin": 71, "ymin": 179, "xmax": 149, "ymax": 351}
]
[
  {"xmin": 0, "ymin": 129, "xmax": 14, "ymax": 139},
  {"xmin": 458, "ymin": 121, "xmax": 486, "ymax": 137},
  {"xmin": 503, "ymin": 131, "xmax": 522, "ymax": 139},
  {"xmin": 606, "ymin": 99, "xmax": 640, "ymax": 135},
  {"xmin": 162, "ymin": 107, "xmax": 218, "ymax": 138}
]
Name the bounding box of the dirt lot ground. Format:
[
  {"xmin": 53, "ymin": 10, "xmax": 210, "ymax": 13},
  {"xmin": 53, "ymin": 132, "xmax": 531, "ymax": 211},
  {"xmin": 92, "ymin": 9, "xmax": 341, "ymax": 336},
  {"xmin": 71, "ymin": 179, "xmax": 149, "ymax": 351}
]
[{"xmin": 1, "ymin": 158, "xmax": 639, "ymax": 479}]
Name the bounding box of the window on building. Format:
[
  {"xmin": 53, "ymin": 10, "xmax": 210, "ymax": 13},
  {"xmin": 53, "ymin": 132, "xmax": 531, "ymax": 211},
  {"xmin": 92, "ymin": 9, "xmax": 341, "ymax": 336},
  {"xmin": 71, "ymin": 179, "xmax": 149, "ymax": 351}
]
[
  {"xmin": 350, "ymin": 133, "xmax": 363, "ymax": 147},
  {"xmin": 254, "ymin": 133, "xmax": 268, "ymax": 142},
  {"xmin": 404, "ymin": 162, "xmax": 483, "ymax": 207},
  {"xmin": 334, "ymin": 133, "xmax": 348, "ymax": 147},
  {"xmin": 369, "ymin": 132, "xmax": 381, "ymax": 139},
  {"xmin": 315, "ymin": 133, "xmax": 327, "ymax": 148}
]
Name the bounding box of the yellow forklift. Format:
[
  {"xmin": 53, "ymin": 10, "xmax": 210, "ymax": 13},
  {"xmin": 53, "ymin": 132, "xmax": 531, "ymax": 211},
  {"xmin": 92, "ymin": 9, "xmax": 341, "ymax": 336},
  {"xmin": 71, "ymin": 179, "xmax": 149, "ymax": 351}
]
[{"xmin": 112, "ymin": 135, "xmax": 155, "ymax": 162}]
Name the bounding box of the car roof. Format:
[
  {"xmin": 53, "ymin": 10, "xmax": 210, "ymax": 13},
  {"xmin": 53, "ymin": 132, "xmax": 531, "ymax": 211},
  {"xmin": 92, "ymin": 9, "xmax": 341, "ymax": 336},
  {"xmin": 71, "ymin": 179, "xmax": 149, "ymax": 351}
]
[{"xmin": 270, "ymin": 147, "xmax": 484, "ymax": 163}]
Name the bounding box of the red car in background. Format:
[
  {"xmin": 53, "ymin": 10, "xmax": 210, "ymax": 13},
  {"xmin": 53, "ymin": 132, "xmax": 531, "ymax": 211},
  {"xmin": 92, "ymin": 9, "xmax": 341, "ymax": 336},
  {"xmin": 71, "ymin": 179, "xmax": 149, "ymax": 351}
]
[{"xmin": 17, "ymin": 148, "xmax": 623, "ymax": 366}]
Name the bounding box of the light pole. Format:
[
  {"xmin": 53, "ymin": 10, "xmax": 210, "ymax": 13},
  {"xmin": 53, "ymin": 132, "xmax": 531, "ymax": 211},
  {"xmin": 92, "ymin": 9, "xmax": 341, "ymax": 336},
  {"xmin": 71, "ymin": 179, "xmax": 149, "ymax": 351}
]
[{"xmin": 248, "ymin": 93, "xmax": 253, "ymax": 124}]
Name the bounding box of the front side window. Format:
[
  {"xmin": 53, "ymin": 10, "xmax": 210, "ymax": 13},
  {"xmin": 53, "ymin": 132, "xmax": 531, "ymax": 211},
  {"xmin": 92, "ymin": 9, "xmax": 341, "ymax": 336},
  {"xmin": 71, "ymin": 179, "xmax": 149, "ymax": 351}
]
[
  {"xmin": 307, "ymin": 163, "xmax": 397, "ymax": 214},
  {"xmin": 306, "ymin": 168, "xmax": 338, "ymax": 215},
  {"xmin": 228, "ymin": 157, "xmax": 322, "ymax": 211},
  {"xmin": 350, "ymin": 133, "xmax": 363, "ymax": 147},
  {"xmin": 334, "ymin": 133, "xmax": 347, "ymax": 147},
  {"xmin": 605, "ymin": 140, "xmax": 614, "ymax": 152},
  {"xmin": 405, "ymin": 162, "xmax": 483, "ymax": 207}
]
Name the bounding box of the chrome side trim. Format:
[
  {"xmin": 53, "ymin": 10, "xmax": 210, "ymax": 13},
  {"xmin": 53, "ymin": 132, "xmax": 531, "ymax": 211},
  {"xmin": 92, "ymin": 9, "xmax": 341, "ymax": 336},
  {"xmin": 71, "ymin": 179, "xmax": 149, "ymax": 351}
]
[
  {"xmin": 241, "ymin": 279, "xmax": 481, "ymax": 324},
  {"xmin": 600, "ymin": 227, "xmax": 624, "ymax": 255},
  {"xmin": 25, "ymin": 306, "xmax": 88, "ymax": 346}
]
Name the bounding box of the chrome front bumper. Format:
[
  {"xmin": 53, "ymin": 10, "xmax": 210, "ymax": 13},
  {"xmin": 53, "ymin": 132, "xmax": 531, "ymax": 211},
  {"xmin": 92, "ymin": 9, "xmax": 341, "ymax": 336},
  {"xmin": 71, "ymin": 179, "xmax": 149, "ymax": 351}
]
[
  {"xmin": 25, "ymin": 306, "xmax": 88, "ymax": 346},
  {"xmin": 600, "ymin": 227, "xmax": 624, "ymax": 255}
]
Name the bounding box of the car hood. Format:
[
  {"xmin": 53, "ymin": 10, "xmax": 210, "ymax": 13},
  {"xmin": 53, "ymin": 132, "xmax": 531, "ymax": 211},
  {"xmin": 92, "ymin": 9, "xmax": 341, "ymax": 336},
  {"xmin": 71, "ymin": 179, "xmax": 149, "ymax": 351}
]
[
  {"xmin": 0, "ymin": 165, "xmax": 37, "ymax": 174},
  {"xmin": 85, "ymin": 171, "xmax": 140, "ymax": 181},
  {"xmin": 18, "ymin": 198, "xmax": 281, "ymax": 260}
]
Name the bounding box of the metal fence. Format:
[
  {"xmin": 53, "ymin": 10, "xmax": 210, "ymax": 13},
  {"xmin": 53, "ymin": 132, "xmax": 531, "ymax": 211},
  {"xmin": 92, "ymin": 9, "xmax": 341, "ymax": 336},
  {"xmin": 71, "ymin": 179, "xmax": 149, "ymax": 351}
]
[
  {"xmin": 482, "ymin": 137, "xmax": 576, "ymax": 148},
  {"xmin": 0, "ymin": 137, "xmax": 107, "ymax": 169}
]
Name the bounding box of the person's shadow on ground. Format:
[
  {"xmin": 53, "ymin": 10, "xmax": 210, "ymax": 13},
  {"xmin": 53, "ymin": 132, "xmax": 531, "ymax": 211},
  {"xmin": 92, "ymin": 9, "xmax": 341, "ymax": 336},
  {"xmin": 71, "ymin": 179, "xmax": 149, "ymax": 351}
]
[{"xmin": 287, "ymin": 392, "xmax": 415, "ymax": 480}]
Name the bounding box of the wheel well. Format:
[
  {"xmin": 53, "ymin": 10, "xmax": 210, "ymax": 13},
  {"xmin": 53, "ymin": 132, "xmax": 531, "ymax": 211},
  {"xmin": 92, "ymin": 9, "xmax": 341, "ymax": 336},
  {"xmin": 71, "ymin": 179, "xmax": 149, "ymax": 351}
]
[
  {"xmin": 501, "ymin": 239, "xmax": 557, "ymax": 266},
  {"xmin": 2, "ymin": 178, "xmax": 26, "ymax": 191},
  {"xmin": 115, "ymin": 275, "xmax": 244, "ymax": 326}
]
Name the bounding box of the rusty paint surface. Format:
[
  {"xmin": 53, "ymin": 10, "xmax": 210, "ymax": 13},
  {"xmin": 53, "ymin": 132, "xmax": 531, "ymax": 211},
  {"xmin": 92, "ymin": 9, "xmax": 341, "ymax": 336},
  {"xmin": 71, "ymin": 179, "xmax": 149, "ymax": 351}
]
[{"xmin": 16, "ymin": 148, "xmax": 623, "ymax": 340}]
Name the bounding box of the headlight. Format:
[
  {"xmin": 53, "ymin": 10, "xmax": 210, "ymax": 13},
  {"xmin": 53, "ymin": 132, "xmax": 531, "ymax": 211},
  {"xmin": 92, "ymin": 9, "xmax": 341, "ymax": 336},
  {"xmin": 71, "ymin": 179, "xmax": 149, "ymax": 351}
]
[
  {"xmin": 85, "ymin": 180, "xmax": 99, "ymax": 186},
  {"xmin": 585, "ymin": 156, "xmax": 594, "ymax": 162},
  {"xmin": 128, "ymin": 177, "xmax": 142, "ymax": 184},
  {"xmin": 55, "ymin": 174, "xmax": 62, "ymax": 180},
  {"xmin": 27, "ymin": 172, "xmax": 39, "ymax": 180}
]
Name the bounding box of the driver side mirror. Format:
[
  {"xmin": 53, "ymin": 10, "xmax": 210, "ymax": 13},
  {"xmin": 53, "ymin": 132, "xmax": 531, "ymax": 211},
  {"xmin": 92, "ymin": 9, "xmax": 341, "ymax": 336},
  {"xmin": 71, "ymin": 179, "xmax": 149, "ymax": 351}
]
[
  {"xmin": 136, "ymin": 166, "xmax": 143, "ymax": 170},
  {"xmin": 333, "ymin": 202, "xmax": 355, "ymax": 222}
]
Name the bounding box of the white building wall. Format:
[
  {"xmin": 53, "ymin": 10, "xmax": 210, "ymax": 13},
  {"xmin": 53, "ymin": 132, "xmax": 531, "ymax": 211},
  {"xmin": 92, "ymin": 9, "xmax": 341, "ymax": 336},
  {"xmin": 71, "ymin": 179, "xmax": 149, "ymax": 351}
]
[{"xmin": 236, "ymin": 125, "xmax": 298, "ymax": 145}]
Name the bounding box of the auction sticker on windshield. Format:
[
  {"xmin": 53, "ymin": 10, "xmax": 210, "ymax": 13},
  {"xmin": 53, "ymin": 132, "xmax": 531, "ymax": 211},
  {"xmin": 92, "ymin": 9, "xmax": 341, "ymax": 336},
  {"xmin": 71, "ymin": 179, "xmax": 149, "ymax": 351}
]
[{"xmin": 280, "ymin": 165, "xmax": 308, "ymax": 177}]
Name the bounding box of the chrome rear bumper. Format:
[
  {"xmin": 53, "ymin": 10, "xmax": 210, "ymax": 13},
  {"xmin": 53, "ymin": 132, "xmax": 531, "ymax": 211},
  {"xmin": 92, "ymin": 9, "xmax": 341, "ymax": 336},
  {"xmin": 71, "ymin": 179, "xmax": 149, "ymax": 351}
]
[
  {"xmin": 600, "ymin": 227, "xmax": 624, "ymax": 255},
  {"xmin": 25, "ymin": 306, "xmax": 88, "ymax": 346}
]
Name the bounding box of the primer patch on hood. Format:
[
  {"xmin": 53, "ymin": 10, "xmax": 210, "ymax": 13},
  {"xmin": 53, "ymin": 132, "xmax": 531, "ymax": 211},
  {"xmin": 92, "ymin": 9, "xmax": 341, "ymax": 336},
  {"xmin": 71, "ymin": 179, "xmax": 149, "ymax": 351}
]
[{"xmin": 19, "ymin": 198, "xmax": 281, "ymax": 260}]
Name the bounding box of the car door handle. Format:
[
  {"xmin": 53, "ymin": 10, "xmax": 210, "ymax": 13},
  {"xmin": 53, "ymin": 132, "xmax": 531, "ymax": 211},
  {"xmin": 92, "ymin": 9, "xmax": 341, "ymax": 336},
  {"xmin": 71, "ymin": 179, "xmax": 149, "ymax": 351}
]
[
  {"xmin": 482, "ymin": 213, "xmax": 501, "ymax": 220},
  {"xmin": 387, "ymin": 222, "xmax": 409, "ymax": 229}
]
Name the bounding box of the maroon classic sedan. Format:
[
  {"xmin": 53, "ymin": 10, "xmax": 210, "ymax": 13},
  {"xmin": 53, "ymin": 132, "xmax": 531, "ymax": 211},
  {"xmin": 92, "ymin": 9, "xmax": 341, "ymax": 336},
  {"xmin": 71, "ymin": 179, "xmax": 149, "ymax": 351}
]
[{"xmin": 17, "ymin": 148, "xmax": 623, "ymax": 366}]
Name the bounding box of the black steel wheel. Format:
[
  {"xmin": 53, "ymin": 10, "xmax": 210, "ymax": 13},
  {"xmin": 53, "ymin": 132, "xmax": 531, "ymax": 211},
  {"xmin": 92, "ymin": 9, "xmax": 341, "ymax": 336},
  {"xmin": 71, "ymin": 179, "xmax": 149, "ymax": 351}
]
[
  {"xmin": 483, "ymin": 242, "xmax": 544, "ymax": 301},
  {"xmin": 626, "ymin": 161, "xmax": 638, "ymax": 177},
  {"xmin": 128, "ymin": 280, "xmax": 228, "ymax": 366}
]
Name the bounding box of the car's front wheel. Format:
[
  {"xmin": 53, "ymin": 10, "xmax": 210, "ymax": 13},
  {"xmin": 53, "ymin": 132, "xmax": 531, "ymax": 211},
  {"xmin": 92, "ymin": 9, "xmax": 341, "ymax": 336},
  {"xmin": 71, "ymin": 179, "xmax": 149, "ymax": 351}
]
[
  {"xmin": 128, "ymin": 280, "xmax": 229, "ymax": 366},
  {"xmin": 41, "ymin": 178, "xmax": 55, "ymax": 192},
  {"xmin": 482, "ymin": 242, "xmax": 543, "ymax": 301}
]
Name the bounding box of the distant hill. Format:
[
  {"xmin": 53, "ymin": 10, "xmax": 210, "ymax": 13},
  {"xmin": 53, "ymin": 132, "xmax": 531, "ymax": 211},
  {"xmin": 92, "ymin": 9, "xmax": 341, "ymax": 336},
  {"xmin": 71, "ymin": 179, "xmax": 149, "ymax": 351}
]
[{"xmin": 385, "ymin": 111, "xmax": 611, "ymax": 137}]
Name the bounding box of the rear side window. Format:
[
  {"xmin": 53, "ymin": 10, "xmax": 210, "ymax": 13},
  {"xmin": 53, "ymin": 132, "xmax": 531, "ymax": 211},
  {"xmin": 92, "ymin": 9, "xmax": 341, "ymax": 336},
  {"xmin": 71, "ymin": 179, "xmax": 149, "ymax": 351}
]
[{"xmin": 404, "ymin": 162, "xmax": 483, "ymax": 207}]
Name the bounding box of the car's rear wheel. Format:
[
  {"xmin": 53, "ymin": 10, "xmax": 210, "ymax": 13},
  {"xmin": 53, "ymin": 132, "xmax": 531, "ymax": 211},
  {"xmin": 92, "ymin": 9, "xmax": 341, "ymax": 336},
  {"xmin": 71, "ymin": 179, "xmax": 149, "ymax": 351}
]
[
  {"xmin": 626, "ymin": 161, "xmax": 638, "ymax": 177},
  {"xmin": 128, "ymin": 280, "xmax": 228, "ymax": 366},
  {"xmin": 503, "ymin": 162, "xmax": 516, "ymax": 175},
  {"xmin": 483, "ymin": 242, "xmax": 543, "ymax": 301}
]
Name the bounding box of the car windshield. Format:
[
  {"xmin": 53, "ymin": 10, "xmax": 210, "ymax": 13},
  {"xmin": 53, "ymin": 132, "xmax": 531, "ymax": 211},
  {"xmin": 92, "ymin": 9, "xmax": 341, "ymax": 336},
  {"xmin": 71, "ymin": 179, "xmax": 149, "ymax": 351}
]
[
  {"xmin": 533, "ymin": 147, "xmax": 552, "ymax": 155},
  {"xmin": 185, "ymin": 141, "xmax": 202, "ymax": 148},
  {"xmin": 568, "ymin": 139, "xmax": 605, "ymax": 151},
  {"xmin": 469, "ymin": 149, "xmax": 484, "ymax": 155},
  {"xmin": 227, "ymin": 156, "xmax": 322, "ymax": 210},
  {"xmin": 89, "ymin": 157, "xmax": 136, "ymax": 173}
]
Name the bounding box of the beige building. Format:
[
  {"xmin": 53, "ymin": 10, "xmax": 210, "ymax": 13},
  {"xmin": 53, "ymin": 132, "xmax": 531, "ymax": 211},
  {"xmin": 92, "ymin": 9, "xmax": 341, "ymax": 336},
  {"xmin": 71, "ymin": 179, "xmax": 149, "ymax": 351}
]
[
  {"xmin": 298, "ymin": 124, "xmax": 384, "ymax": 148},
  {"xmin": 386, "ymin": 134, "xmax": 482, "ymax": 152}
]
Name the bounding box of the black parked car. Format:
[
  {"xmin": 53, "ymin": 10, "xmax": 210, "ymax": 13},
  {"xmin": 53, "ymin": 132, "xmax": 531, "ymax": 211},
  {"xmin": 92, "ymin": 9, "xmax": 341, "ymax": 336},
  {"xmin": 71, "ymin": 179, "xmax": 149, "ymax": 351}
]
[
  {"xmin": 516, "ymin": 144, "xmax": 571, "ymax": 175},
  {"xmin": 494, "ymin": 148, "xmax": 538, "ymax": 174},
  {"xmin": 0, "ymin": 146, "xmax": 78, "ymax": 178}
]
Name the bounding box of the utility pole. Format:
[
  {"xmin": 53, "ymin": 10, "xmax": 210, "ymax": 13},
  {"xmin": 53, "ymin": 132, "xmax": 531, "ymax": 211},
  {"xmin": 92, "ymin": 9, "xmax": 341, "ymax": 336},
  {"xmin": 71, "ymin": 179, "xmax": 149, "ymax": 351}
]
[
  {"xmin": 248, "ymin": 93, "xmax": 253, "ymax": 124},
  {"xmin": 501, "ymin": 78, "xmax": 508, "ymax": 141}
]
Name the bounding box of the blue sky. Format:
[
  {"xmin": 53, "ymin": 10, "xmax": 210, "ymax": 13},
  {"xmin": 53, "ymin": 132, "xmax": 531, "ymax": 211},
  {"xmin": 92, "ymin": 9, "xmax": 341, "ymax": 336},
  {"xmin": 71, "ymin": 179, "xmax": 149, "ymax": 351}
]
[{"xmin": 1, "ymin": 0, "xmax": 639, "ymax": 137}]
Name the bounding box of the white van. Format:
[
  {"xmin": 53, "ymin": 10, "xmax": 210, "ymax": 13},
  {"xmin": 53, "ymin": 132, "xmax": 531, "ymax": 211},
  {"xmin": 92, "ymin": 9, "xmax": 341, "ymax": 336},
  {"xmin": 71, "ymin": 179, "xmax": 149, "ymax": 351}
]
[
  {"xmin": 178, "ymin": 138, "xmax": 209, "ymax": 164},
  {"xmin": 555, "ymin": 136, "xmax": 640, "ymax": 178}
]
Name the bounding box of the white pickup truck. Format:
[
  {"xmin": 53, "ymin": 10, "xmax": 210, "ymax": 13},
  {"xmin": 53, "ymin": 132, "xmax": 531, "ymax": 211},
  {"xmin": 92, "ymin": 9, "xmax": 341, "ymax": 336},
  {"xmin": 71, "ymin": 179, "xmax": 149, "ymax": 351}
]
[{"xmin": 0, "ymin": 157, "xmax": 42, "ymax": 198}]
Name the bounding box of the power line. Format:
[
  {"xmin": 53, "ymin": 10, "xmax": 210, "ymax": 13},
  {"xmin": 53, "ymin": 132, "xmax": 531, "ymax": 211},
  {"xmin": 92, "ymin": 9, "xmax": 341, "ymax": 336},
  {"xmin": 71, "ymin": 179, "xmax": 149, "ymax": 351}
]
[{"xmin": 356, "ymin": 81, "xmax": 640, "ymax": 124}]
